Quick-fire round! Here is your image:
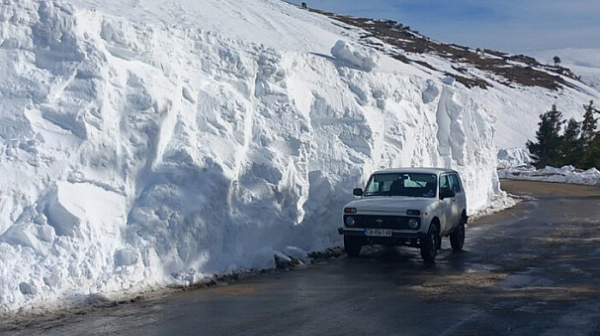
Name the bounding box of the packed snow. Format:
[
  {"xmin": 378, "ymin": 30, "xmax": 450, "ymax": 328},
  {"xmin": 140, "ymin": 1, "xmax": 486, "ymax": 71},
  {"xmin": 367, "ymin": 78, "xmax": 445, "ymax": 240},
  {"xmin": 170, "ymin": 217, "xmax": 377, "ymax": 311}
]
[
  {"xmin": 330, "ymin": 40, "xmax": 379, "ymax": 72},
  {"xmin": 499, "ymin": 166, "xmax": 600, "ymax": 187},
  {"xmin": 0, "ymin": 0, "xmax": 506, "ymax": 313},
  {"xmin": 0, "ymin": 0, "xmax": 596, "ymax": 314},
  {"xmin": 497, "ymin": 148, "xmax": 532, "ymax": 169}
]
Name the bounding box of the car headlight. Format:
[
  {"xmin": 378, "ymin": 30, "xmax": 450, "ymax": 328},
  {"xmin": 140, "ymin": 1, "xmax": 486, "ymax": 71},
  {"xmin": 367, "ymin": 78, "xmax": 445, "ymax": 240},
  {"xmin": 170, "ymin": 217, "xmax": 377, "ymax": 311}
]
[
  {"xmin": 408, "ymin": 218, "xmax": 419, "ymax": 229},
  {"xmin": 345, "ymin": 216, "xmax": 356, "ymax": 227}
]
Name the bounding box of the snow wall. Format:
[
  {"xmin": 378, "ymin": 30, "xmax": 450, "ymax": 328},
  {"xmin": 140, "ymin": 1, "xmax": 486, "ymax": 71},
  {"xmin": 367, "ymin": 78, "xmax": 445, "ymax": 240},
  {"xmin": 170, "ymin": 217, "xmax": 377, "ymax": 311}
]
[{"xmin": 0, "ymin": 0, "xmax": 499, "ymax": 312}]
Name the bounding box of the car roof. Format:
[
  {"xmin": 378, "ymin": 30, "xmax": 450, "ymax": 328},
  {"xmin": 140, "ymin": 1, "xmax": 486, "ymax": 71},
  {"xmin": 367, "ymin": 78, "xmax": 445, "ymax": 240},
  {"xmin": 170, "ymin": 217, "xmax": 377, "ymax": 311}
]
[{"xmin": 371, "ymin": 167, "xmax": 458, "ymax": 175}]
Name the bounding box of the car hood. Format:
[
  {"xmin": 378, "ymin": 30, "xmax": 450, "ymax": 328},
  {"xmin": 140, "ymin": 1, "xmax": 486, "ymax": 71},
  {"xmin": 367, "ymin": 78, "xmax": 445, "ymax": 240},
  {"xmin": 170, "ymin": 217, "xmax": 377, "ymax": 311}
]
[{"xmin": 345, "ymin": 197, "xmax": 433, "ymax": 214}]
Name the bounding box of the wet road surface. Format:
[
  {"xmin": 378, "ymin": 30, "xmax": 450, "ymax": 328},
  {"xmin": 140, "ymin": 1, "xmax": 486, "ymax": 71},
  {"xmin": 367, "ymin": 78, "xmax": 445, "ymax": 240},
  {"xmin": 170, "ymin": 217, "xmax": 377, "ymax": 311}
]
[{"xmin": 3, "ymin": 180, "xmax": 600, "ymax": 335}]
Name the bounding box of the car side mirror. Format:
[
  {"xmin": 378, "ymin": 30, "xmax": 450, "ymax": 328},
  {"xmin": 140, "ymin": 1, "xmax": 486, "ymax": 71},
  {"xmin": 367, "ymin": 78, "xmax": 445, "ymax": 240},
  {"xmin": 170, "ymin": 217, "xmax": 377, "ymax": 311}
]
[
  {"xmin": 440, "ymin": 189, "xmax": 455, "ymax": 199},
  {"xmin": 353, "ymin": 188, "xmax": 364, "ymax": 197}
]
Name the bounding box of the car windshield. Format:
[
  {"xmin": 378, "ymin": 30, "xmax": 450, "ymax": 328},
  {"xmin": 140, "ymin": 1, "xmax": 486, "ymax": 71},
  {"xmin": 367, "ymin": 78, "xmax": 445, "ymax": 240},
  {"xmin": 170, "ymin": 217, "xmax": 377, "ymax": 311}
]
[{"xmin": 364, "ymin": 173, "xmax": 437, "ymax": 198}]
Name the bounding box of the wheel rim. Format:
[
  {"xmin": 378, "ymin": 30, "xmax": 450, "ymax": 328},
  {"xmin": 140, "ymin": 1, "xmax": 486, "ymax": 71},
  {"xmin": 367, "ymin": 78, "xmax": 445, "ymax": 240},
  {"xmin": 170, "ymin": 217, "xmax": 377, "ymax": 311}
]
[{"xmin": 429, "ymin": 228, "xmax": 438, "ymax": 255}]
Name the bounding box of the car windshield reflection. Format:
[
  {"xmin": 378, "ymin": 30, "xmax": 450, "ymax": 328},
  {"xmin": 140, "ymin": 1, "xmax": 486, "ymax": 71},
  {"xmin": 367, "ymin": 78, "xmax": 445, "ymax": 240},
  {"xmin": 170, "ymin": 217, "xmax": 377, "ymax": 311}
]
[{"xmin": 363, "ymin": 173, "xmax": 437, "ymax": 198}]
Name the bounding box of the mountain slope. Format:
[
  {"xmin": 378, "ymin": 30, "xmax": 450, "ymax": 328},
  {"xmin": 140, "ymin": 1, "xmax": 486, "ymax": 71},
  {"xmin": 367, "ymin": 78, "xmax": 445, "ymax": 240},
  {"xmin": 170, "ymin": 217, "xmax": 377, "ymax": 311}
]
[
  {"xmin": 527, "ymin": 48, "xmax": 600, "ymax": 93},
  {"xmin": 302, "ymin": 10, "xmax": 600, "ymax": 149}
]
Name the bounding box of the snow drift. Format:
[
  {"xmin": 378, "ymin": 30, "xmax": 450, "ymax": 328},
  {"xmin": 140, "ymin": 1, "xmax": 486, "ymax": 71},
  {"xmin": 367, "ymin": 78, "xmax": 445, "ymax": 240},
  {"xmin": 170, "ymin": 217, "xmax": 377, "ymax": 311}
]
[
  {"xmin": 499, "ymin": 166, "xmax": 600, "ymax": 186},
  {"xmin": 331, "ymin": 40, "xmax": 379, "ymax": 72},
  {"xmin": 497, "ymin": 148, "xmax": 532, "ymax": 169},
  {"xmin": 0, "ymin": 0, "xmax": 501, "ymax": 312}
]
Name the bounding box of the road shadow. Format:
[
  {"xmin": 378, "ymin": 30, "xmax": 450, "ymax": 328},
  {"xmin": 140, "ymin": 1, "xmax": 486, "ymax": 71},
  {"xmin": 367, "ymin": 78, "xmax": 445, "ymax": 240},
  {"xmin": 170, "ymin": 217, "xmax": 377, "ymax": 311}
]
[{"xmin": 344, "ymin": 244, "xmax": 483, "ymax": 275}]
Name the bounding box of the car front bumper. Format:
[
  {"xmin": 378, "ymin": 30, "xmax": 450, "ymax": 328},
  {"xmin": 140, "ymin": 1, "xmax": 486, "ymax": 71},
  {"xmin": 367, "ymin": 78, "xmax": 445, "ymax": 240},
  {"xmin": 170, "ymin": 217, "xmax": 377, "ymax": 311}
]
[{"xmin": 338, "ymin": 227, "xmax": 427, "ymax": 240}]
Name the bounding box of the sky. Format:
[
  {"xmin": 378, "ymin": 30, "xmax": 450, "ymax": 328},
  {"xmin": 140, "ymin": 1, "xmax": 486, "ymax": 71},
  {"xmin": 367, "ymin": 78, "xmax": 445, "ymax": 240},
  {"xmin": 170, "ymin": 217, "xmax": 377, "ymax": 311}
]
[{"xmin": 286, "ymin": 0, "xmax": 600, "ymax": 53}]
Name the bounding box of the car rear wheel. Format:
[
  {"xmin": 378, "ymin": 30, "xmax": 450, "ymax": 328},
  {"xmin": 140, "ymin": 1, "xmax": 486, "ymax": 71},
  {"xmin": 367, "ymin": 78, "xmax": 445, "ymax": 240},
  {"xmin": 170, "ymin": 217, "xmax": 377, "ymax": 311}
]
[
  {"xmin": 450, "ymin": 218, "xmax": 466, "ymax": 251},
  {"xmin": 344, "ymin": 236, "xmax": 362, "ymax": 258},
  {"xmin": 420, "ymin": 223, "xmax": 440, "ymax": 263}
]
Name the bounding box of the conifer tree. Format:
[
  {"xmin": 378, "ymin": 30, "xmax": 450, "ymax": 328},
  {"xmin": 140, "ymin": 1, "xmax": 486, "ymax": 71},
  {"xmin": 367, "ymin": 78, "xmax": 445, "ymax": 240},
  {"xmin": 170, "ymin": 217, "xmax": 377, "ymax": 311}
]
[
  {"xmin": 561, "ymin": 118, "xmax": 582, "ymax": 166},
  {"xmin": 527, "ymin": 104, "xmax": 564, "ymax": 168},
  {"xmin": 578, "ymin": 101, "xmax": 599, "ymax": 169},
  {"xmin": 588, "ymin": 138, "xmax": 600, "ymax": 170},
  {"xmin": 580, "ymin": 101, "xmax": 598, "ymax": 147}
]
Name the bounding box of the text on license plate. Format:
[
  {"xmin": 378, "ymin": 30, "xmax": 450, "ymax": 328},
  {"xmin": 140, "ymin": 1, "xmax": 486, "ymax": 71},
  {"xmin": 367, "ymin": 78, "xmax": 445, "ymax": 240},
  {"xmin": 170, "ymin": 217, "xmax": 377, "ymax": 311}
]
[{"xmin": 364, "ymin": 228, "xmax": 392, "ymax": 237}]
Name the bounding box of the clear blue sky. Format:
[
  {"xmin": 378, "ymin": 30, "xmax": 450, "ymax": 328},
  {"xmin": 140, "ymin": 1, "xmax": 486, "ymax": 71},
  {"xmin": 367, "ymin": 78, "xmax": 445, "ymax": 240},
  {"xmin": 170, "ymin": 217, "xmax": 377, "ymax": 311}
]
[{"xmin": 287, "ymin": 0, "xmax": 600, "ymax": 53}]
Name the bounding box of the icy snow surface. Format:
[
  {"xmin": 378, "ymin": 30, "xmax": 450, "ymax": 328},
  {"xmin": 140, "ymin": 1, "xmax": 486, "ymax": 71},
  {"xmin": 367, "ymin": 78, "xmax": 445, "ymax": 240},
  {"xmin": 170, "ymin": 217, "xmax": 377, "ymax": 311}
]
[
  {"xmin": 497, "ymin": 148, "xmax": 532, "ymax": 169},
  {"xmin": 499, "ymin": 166, "xmax": 600, "ymax": 186},
  {"xmin": 0, "ymin": 0, "xmax": 587, "ymax": 313}
]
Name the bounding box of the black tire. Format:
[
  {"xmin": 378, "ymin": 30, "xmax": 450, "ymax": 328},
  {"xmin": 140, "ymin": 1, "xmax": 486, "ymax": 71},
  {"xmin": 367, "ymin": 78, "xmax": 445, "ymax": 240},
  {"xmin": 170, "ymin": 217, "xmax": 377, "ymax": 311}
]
[
  {"xmin": 420, "ymin": 223, "xmax": 440, "ymax": 263},
  {"xmin": 344, "ymin": 236, "xmax": 362, "ymax": 258},
  {"xmin": 450, "ymin": 218, "xmax": 466, "ymax": 251}
]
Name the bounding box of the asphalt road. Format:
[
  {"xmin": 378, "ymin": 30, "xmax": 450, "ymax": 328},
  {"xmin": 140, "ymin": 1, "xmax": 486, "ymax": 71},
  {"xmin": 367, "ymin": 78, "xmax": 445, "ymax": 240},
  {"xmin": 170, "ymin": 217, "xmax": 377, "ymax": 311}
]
[{"xmin": 3, "ymin": 180, "xmax": 600, "ymax": 336}]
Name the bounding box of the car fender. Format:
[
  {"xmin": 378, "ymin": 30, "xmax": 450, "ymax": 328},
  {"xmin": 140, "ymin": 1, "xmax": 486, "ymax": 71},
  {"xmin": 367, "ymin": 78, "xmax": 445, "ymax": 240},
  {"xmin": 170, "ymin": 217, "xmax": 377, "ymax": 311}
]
[{"xmin": 421, "ymin": 202, "xmax": 442, "ymax": 233}]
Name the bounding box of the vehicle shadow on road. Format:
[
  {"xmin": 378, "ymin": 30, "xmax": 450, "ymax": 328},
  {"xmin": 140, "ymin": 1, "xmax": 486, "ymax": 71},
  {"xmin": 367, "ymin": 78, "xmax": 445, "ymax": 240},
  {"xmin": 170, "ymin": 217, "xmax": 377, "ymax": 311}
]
[{"xmin": 346, "ymin": 245, "xmax": 479, "ymax": 274}]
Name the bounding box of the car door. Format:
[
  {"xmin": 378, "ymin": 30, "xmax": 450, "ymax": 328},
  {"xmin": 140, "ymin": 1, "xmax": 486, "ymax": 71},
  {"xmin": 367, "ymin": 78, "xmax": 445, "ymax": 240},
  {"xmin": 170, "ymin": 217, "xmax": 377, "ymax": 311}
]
[
  {"xmin": 438, "ymin": 174, "xmax": 453, "ymax": 234},
  {"xmin": 448, "ymin": 173, "xmax": 463, "ymax": 228}
]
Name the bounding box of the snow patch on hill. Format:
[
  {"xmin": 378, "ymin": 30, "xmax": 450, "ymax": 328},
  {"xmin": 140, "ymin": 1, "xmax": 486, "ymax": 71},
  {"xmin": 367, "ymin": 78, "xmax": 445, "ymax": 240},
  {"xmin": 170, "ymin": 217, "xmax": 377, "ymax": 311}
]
[
  {"xmin": 528, "ymin": 48, "xmax": 600, "ymax": 92},
  {"xmin": 0, "ymin": 0, "xmax": 501, "ymax": 313}
]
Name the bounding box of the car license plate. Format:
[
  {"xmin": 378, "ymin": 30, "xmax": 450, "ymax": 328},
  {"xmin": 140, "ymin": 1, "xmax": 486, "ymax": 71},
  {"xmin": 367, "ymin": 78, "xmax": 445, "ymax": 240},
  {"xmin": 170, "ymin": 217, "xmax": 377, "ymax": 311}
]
[{"xmin": 364, "ymin": 228, "xmax": 392, "ymax": 237}]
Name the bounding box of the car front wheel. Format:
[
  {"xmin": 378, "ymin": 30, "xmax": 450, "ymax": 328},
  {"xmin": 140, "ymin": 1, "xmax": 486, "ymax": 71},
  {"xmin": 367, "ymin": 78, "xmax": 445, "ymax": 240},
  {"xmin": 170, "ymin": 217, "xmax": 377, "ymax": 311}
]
[
  {"xmin": 420, "ymin": 223, "xmax": 440, "ymax": 263},
  {"xmin": 344, "ymin": 235, "xmax": 362, "ymax": 258}
]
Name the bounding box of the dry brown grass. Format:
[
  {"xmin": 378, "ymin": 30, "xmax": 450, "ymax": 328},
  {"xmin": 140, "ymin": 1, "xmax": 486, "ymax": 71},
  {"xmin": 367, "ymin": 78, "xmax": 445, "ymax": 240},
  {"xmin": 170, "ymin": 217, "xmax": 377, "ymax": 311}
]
[{"xmin": 306, "ymin": 8, "xmax": 580, "ymax": 91}]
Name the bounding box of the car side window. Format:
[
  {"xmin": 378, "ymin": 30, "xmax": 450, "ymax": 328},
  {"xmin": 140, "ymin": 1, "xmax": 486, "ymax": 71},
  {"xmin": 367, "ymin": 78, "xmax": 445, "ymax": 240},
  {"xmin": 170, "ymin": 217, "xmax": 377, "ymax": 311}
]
[
  {"xmin": 439, "ymin": 175, "xmax": 451, "ymax": 195},
  {"xmin": 449, "ymin": 174, "xmax": 462, "ymax": 193}
]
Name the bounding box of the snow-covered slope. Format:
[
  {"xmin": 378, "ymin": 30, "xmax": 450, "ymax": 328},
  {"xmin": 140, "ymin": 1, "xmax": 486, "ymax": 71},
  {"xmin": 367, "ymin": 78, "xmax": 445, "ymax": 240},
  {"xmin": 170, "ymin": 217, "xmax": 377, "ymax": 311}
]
[
  {"xmin": 528, "ymin": 48, "xmax": 600, "ymax": 92},
  {"xmin": 1, "ymin": 0, "xmax": 598, "ymax": 313},
  {"xmin": 0, "ymin": 0, "xmax": 502, "ymax": 313},
  {"xmin": 298, "ymin": 13, "xmax": 600, "ymax": 150}
]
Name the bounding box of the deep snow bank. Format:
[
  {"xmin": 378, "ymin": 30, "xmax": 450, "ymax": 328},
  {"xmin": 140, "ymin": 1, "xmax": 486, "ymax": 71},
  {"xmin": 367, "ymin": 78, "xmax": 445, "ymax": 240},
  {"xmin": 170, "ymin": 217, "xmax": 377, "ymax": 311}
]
[
  {"xmin": 499, "ymin": 166, "xmax": 600, "ymax": 186},
  {"xmin": 497, "ymin": 148, "xmax": 532, "ymax": 169},
  {"xmin": 0, "ymin": 0, "xmax": 499, "ymax": 312}
]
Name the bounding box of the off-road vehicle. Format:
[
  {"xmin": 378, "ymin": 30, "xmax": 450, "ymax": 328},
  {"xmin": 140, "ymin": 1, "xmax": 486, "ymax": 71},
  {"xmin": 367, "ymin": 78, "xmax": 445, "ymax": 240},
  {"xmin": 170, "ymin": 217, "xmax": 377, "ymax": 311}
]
[{"xmin": 338, "ymin": 168, "xmax": 467, "ymax": 262}]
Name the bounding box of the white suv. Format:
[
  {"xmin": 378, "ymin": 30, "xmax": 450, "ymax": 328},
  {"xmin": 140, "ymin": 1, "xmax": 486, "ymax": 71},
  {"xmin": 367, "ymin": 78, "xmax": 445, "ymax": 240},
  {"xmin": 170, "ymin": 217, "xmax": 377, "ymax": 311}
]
[{"xmin": 338, "ymin": 168, "xmax": 467, "ymax": 262}]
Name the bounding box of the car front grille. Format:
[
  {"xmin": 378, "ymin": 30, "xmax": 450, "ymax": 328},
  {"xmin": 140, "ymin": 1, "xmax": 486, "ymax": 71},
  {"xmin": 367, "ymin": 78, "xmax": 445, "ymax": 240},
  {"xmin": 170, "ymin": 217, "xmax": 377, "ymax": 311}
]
[{"xmin": 345, "ymin": 215, "xmax": 419, "ymax": 230}]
